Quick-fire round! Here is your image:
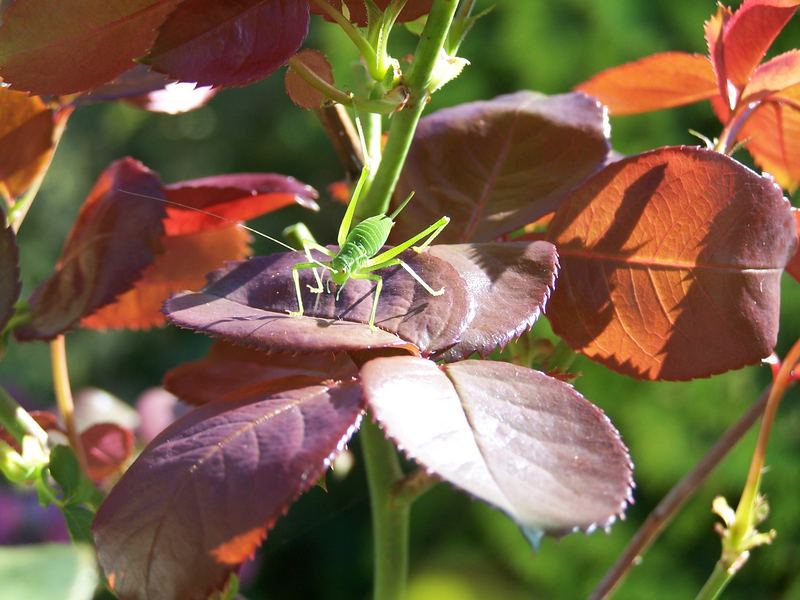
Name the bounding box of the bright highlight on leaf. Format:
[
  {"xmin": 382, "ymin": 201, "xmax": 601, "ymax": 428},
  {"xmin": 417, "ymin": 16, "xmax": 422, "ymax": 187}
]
[
  {"xmin": 546, "ymin": 146, "xmax": 797, "ymax": 381},
  {"xmin": 361, "ymin": 357, "xmax": 634, "ymax": 538}
]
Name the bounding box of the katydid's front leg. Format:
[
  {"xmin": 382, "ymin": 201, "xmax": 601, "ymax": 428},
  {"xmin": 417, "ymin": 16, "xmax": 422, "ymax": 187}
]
[
  {"xmin": 350, "ymin": 271, "xmax": 383, "ymax": 331},
  {"xmin": 302, "ymin": 242, "xmax": 335, "ymax": 293},
  {"xmin": 287, "ymin": 261, "xmax": 328, "ymax": 318}
]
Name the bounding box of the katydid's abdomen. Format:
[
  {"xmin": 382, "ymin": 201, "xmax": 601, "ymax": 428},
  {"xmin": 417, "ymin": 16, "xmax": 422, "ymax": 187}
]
[{"xmin": 330, "ymin": 214, "xmax": 394, "ymax": 285}]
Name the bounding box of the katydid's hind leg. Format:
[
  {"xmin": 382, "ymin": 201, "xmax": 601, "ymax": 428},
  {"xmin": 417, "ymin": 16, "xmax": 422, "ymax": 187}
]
[
  {"xmin": 413, "ymin": 216, "xmax": 450, "ymax": 253},
  {"xmin": 350, "ymin": 271, "xmax": 383, "ymax": 331},
  {"xmin": 287, "ymin": 261, "xmax": 323, "ymax": 318},
  {"xmin": 398, "ymin": 260, "xmax": 445, "ymax": 296}
]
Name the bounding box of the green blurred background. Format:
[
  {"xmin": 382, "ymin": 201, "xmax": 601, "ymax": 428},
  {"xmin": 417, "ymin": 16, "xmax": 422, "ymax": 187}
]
[{"xmin": 2, "ymin": 0, "xmax": 800, "ymax": 598}]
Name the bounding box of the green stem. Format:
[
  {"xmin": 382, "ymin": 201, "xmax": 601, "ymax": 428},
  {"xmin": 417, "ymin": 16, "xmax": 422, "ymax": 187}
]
[
  {"xmin": 361, "ymin": 416, "xmax": 409, "ymax": 600},
  {"xmin": 696, "ymin": 562, "xmax": 734, "ymax": 600},
  {"xmin": 50, "ymin": 336, "xmax": 87, "ymax": 475},
  {"xmin": 310, "ymin": 0, "xmax": 378, "ymax": 69},
  {"xmin": 287, "ymin": 55, "xmax": 355, "ymax": 106},
  {"xmin": 0, "ymin": 385, "xmax": 48, "ymax": 447},
  {"xmin": 356, "ymin": 0, "xmax": 460, "ymax": 220}
]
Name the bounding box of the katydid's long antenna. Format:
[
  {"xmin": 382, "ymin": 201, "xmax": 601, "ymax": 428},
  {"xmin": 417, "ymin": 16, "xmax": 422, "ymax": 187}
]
[
  {"xmin": 117, "ymin": 189, "xmax": 299, "ymax": 252},
  {"xmin": 388, "ymin": 191, "xmax": 415, "ymax": 220}
]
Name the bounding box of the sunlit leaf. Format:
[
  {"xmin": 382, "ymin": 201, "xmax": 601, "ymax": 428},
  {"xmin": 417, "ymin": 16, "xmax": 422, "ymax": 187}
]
[
  {"xmin": 0, "ymin": 225, "xmax": 20, "ymax": 332},
  {"xmin": 738, "ymin": 88, "xmax": 800, "ymax": 192},
  {"xmin": 428, "ymin": 242, "xmax": 559, "ymax": 362},
  {"xmin": 0, "ymin": 0, "xmax": 181, "ymax": 95},
  {"xmin": 741, "ymin": 50, "xmax": 800, "ymax": 103},
  {"xmin": 285, "ymin": 49, "xmax": 335, "ymax": 109},
  {"xmin": 576, "ymin": 52, "xmax": 718, "ymax": 115},
  {"xmin": 394, "ymin": 92, "xmax": 610, "ymax": 243},
  {"xmin": 164, "ymin": 248, "xmax": 469, "ymax": 357},
  {"xmin": 82, "ymin": 226, "xmax": 250, "ymax": 330},
  {"xmin": 362, "ymin": 357, "xmax": 633, "ymax": 537},
  {"xmin": 146, "ymin": 0, "xmax": 310, "ymax": 88},
  {"xmin": 165, "ymin": 342, "xmax": 358, "ymax": 405},
  {"xmin": 546, "ymin": 146, "xmax": 797, "ymax": 380},
  {"xmin": 163, "ymin": 173, "xmax": 319, "ymax": 235},
  {"xmin": 717, "ymin": 0, "xmax": 800, "ymax": 90},
  {"xmin": 0, "ymin": 88, "xmax": 54, "ymax": 204},
  {"xmin": 310, "ymin": 0, "xmax": 432, "ymax": 26},
  {"xmin": 15, "ymin": 158, "xmax": 166, "ymax": 341},
  {"xmin": 94, "ymin": 380, "xmax": 363, "ymax": 600}
]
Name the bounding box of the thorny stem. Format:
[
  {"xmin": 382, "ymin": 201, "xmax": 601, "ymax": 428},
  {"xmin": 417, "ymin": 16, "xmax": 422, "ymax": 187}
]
[
  {"xmin": 361, "ymin": 416, "xmax": 409, "ymax": 600},
  {"xmin": 695, "ymin": 339, "xmax": 800, "ymax": 600},
  {"xmin": 357, "ymin": 0, "xmax": 460, "ymax": 219},
  {"xmin": 589, "ymin": 387, "xmax": 770, "ymax": 600},
  {"xmin": 731, "ymin": 340, "xmax": 800, "ymax": 542},
  {"xmin": 49, "ymin": 336, "xmax": 87, "ymax": 474}
]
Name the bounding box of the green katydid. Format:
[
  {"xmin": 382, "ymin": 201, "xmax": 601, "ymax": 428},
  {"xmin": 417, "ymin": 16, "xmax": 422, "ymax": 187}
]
[
  {"xmin": 286, "ymin": 167, "xmax": 450, "ymax": 330},
  {"xmin": 119, "ymin": 167, "xmax": 449, "ymax": 331}
]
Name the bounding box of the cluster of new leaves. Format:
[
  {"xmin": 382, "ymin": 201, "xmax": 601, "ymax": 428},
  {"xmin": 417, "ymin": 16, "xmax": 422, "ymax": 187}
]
[{"xmin": 578, "ymin": 0, "xmax": 800, "ymax": 192}]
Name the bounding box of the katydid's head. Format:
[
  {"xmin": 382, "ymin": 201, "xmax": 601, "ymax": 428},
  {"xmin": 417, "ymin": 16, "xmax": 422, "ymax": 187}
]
[{"xmin": 331, "ymin": 268, "xmax": 350, "ymax": 288}]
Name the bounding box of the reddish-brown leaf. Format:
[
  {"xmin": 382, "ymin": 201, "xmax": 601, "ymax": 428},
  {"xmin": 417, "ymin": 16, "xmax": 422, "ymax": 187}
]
[
  {"xmin": 739, "ymin": 88, "xmax": 800, "ymax": 192},
  {"xmin": 310, "ymin": 0, "xmax": 432, "ymax": 26},
  {"xmin": 0, "ymin": 88, "xmax": 54, "ymax": 204},
  {"xmin": 394, "ymin": 92, "xmax": 610, "ymax": 244},
  {"xmin": 0, "ymin": 225, "xmax": 20, "ymax": 333},
  {"xmin": 546, "ymin": 146, "xmax": 797, "ymax": 381},
  {"xmin": 0, "ymin": 0, "xmax": 181, "ymax": 95},
  {"xmin": 786, "ymin": 208, "xmax": 800, "ymax": 282},
  {"xmin": 81, "ymin": 226, "xmax": 250, "ymax": 330},
  {"xmin": 146, "ymin": 0, "xmax": 310, "ymax": 88},
  {"xmin": 163, "ymin": 173, "xmax": 319, "ymax": 235},
  {"xmin": 80, "ymin": 423, "xmax": 135, "ymax": 482},
  {"xmin": 93, "ymin": 380, "xmax": 363, "ymax": 600},
  {"xmin": 15, "ymin": 159, "xmax": 166, "ymax": 341},
  {"xmin": 361, "ymin": 357, "xmax": 633, "ymax": 538},
  {"xmin": 719, "ymin": 0, "xmax": 800, "ymax": 90},
  {"xmin": 285, "ymin": 49, "xmax": 335, "ymax": 109},
  {"xmin": 428, "ymin": 242, "xmax": 559, "ymax": 362},
  {"xmin": 741, "ymin": 50, "xmax": 800, "ymax": 103},
  {"xmin": 165, "ymin": 342, "xmax": 358, "ymax": 406},
  {"xmin": 576, "ymin": 52, "xmax": 718, "ymax": 116},
  {"xmin": 705, "ymin": 3, "xmax": 732, "ymax": 108},
  {"xmin": 164, "ymin": 249, "xmax": 468, "ymax": 357}
]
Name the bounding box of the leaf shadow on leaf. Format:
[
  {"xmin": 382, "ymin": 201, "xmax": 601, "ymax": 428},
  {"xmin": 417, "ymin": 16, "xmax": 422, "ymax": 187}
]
[
  {"xmin": 654, "ymin": 188, "xmax": 792, "ymax": 379},
  {"xmin": 551, "ymin": 164, "xmax": 666, "ymax": 349}
]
